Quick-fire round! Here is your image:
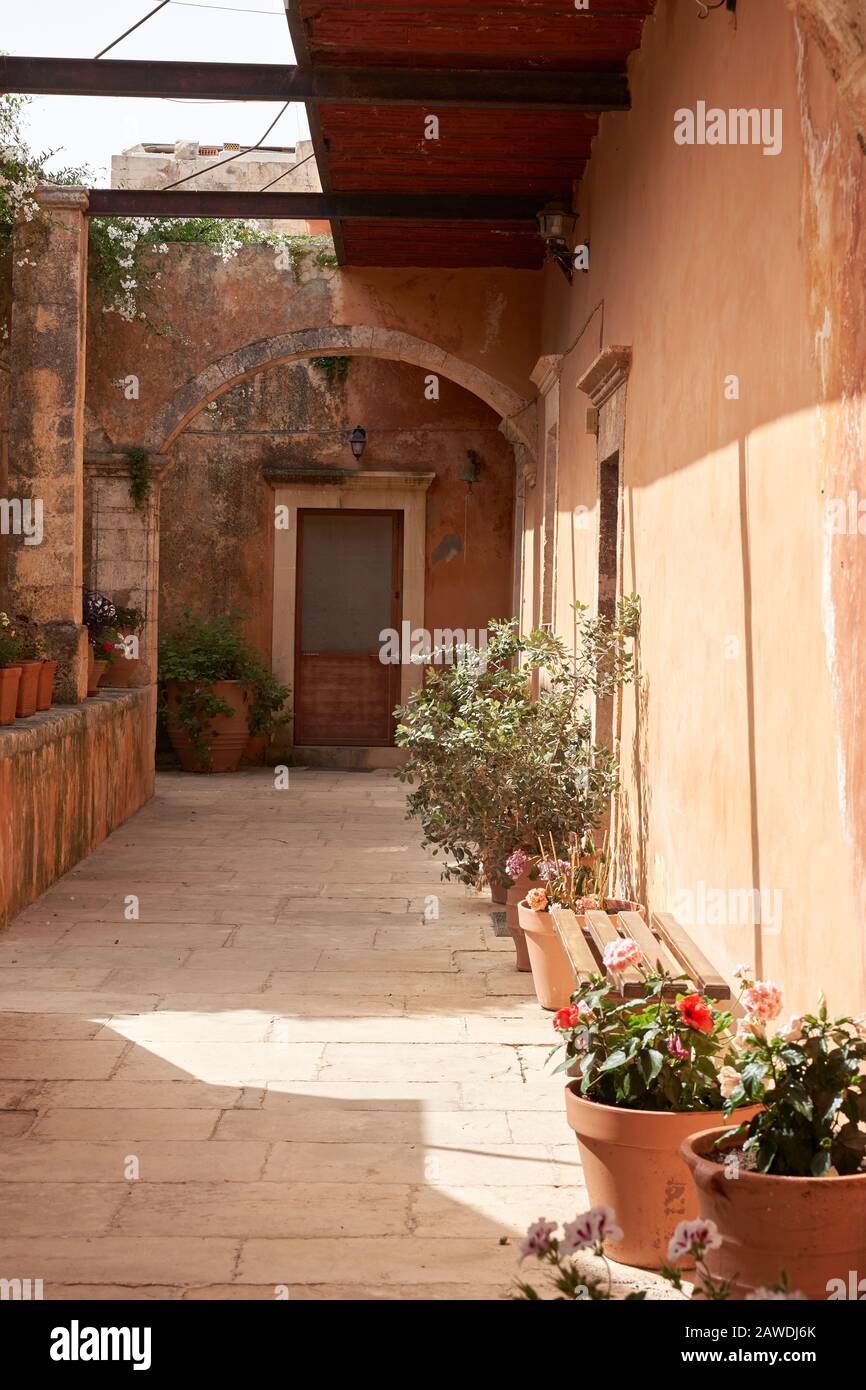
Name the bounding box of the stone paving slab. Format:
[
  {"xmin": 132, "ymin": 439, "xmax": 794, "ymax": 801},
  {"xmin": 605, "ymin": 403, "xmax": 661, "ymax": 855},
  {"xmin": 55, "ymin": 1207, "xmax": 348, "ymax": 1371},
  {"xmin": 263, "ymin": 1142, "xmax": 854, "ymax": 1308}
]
[{"xmin": 0, "ymin": 769, "xmax": 661, "ymax": 1302}]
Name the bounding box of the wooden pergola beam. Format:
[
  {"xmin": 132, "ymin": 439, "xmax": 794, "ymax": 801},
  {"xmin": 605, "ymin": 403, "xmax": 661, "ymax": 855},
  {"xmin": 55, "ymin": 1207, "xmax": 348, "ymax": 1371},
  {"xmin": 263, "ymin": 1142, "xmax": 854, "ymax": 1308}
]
[
  {"xmin": 0, "ymin": 55, "xmax": 629, "ymax": 111},
  {"xmin": 84, "ymin": 188, "xmax": 544, "ymax": 221}
]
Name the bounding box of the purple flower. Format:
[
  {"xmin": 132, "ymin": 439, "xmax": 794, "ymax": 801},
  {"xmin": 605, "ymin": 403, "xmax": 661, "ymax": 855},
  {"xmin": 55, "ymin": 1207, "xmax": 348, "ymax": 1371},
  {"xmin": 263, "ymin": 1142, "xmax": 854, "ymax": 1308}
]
[
  {"xmin": 539, "ymin": 858, "xmax": 570, "ymax": 881},
  {"xmin": 505, "ymin": 848, "xmax": 529, "ymax": 881},
  {"xmin": 666, "ymin": 1033, "xmax": 687, "ymax": 1060}
]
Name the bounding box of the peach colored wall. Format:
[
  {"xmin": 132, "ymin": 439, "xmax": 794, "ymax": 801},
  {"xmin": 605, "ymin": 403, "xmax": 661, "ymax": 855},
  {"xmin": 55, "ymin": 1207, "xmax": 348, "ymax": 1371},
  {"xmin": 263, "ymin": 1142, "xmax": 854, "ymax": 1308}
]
[{"xmin": 533, "ymin": 0, "xmax": 866, "ymax": 1014}]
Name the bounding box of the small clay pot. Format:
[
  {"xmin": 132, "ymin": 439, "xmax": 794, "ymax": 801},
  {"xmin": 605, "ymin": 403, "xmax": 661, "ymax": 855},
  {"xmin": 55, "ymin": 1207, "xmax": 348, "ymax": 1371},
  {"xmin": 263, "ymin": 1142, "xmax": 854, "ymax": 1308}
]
[
  {"xmin": 36, "ymin": 658, "xmax": 57, "ymax": 711},
  {"xmin": 0, "ymin": 666, "xmax": 22, "ymax": 725},
  {"xmin": 15, "ymin": 658, "xmax": 41, "ymax": 717},
  {"xmin": 100, "ymin": 630, "xmax": 142, "ymax": 688},
  {"xmin": 681, "ymin": 1126, "xmax": 866, "ymax": 1298},
  {"xmin": 506, "ymin": 872, "xmax": 533, "ymax": 972},
  {"xmin": 518, "ymin": 899, "xmax": 573, "ymax": 1010},
  {"xmin": 87, "ymin": 657, "xmax": 108, "ymax": 696}
]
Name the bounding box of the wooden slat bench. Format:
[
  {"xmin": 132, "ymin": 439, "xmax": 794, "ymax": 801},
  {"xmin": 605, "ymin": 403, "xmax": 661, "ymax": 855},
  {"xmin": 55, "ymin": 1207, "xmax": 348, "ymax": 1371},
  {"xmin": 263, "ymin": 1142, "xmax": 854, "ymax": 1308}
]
[{"xmin": 551, "ymin": 905, "xmax": 736, "ymax": 1008}]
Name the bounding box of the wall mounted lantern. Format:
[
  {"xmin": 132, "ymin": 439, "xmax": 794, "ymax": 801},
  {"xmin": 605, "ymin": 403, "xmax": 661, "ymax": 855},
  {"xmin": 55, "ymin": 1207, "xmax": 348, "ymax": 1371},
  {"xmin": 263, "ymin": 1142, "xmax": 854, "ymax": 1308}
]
[
  {"xmin": 349, "ymin": 425, "xmax": 367, "ymax": 460},
  {"xmin": 537, "ymin": 203, "xmax": 579, "ymax": 282}
]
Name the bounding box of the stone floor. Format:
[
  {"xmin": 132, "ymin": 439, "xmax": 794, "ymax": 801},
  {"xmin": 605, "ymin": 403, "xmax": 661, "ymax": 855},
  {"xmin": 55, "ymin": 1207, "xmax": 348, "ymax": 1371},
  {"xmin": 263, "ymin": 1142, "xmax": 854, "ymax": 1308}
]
[{"xmin": 0, "ymin": 769, "xmax": 668, "ymax": 1300}]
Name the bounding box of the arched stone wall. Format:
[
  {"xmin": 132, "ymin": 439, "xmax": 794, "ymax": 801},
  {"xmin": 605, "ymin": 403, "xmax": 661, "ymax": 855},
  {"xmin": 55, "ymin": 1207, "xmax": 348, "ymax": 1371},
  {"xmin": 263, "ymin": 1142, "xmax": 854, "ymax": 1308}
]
[{"xmin": 142, "ymin": 325, "xmax": 537, "ymax": 463}]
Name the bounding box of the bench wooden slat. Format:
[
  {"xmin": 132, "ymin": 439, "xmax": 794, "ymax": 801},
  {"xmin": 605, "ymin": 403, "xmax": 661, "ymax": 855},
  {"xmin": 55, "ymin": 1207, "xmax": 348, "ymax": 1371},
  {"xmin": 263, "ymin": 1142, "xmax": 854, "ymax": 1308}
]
[
  {"xmin": 584, "ymin": 909, "xmax": 644, "ymax": 995},
  {"xmin": 616, "ymin": 911, "xmax": 684, "ymax": 980},
  {"xmin": 550, "ymin": 906, "xmax": 598, "ymax": 983},
  {"xmin": 652, "ymin": 911, "xmax": 731, "ymax": 1000}
]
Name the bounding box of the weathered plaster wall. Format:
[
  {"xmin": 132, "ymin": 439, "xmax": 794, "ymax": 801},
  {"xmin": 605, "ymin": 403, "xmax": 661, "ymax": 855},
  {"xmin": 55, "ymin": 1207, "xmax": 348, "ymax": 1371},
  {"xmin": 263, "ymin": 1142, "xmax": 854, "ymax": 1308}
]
[
  {"xmin": 535, "ymin": 0, "xmax": 866, "ymax": 1013},
  {"xmin": 0, "ymin": 690, "xmax": 154, "ymax": 928},
  {"xmin": 81, "ymin": 250, "xmax": 540, "ymax": 459},
  {"xmin": 157, "ymin": 355, "xmax": 515, "ymax": 663}
]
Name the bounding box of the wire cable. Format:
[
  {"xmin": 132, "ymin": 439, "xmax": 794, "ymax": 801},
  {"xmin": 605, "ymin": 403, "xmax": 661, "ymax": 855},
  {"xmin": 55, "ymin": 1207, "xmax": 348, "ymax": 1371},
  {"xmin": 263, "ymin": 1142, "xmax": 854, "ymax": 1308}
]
[
  {"xmin": 94, "ymin": 1, "xmax": 172, "ymax": 59},
  {"xmin": 161, "ymin": 100, "xmax": 290, "ymax": 188},
  {"xmin": 257, "ymin": 147, "xmax": 315, "ymax": 191}
]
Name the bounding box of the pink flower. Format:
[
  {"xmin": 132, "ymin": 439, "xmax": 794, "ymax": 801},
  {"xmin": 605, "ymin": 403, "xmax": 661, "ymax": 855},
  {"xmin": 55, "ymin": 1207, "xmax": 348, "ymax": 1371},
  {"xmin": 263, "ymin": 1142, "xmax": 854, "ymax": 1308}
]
[
  {"xmin": 559, "ymin": 1205, "xmax": 623, "ymax": 1256},
  {"xmin": 667, "ymin": 1219, "xmax": 722, "ymax": 1263},
  {"xmin": 505, "ymin": 848, "xmax": 529, "ymax": 882},
  {"xmin": 666, "ymin": 1034, "xmax": 687, "ymax": 1060},
  {"xmin": 519, "ymin": 1218, "xmax": 559, "ymax": 1263},
  {"xmin": 719, "ymin": 1065, "xmax": 742, "ymax": 1100},
  {"xmin": 602, "ymin": 938, "xmax": 642, "ymax": 974},
  {"xmin": 742, "ymin": 979, "xmax": 783, "ymax": 1024},
  {"xmin": 526, "ymin": 886, "xmax": 548, "ymax": 912}
]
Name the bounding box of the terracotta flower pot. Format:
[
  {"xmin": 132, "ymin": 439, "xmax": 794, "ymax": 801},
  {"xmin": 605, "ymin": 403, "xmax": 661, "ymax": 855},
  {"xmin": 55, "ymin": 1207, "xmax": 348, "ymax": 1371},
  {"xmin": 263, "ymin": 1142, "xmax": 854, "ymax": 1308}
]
[
  {"xmin": 241, "ymin": 732, "xmax": 269, "ymax": 765},
  {"xmin": 87, "ymin": 655, "xmax": 108, "ymax": 695},
  {"xmin": 15, "ymin": 659, "xmax": 41, "ymax": 717},
  {"xmin": 164, "ymin": 678, "xmax": 251, "ymax": 774},
  {"xmin": 565, "ymin": 1085, "xmax": 761, "ymax": 1269},
  {"xmin": 36, "ymin": 658, "xmax": 57, "ymax": 711},
  {"xmin": 681, "ymin": 1126, "xmax": 866, "ymax": 1298},
  {"xmin": 0, "ymin": 666, "xmax": 22, "ymax": 725},
  {"xmin": 506, "ymin": 872, "xmax": 533, "ymax": 973},
  {"xmin": 100, "ymin": 631, "xmax": 142, "ymax": 688},
  {"xmin": 518, "ymin": 900, "xmax": 573, "ymax": 1010},
  {"xmin": 490, "ymin": 882, "xmax": 507, "ymax": 906}
]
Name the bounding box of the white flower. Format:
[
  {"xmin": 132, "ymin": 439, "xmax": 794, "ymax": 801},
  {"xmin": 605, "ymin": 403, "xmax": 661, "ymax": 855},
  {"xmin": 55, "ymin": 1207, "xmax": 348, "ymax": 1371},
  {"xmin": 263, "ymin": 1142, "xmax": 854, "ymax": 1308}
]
[
  {"xmin": 559, "ymin": 1204, "xmax": 623, "ymax": 1256},
  {"xmin": 519, "ymin": 1218, "xmax": 558, "ymax": 1263},
  {"xmin": 733, "ymin": 963, "xmax": 753, "ymax": 984},
  {"xmin": 719, "ymin": 1065, "xmax": 742, "ymax": 1100},
  {"xmin": 667, "ymin": 1219, "xmax": 722, "ymax": 1263},
  {"xmin": 778, "ymin": 1015, "xmax": 804, "ymax": 1043}
]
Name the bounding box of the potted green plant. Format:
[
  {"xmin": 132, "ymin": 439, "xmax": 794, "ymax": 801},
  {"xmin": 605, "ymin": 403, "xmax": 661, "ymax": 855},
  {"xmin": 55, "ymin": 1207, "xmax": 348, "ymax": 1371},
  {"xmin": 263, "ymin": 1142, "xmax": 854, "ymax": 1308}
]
[
  {"xmin": 681, "ymin": 980, "xmax": 866, "ymax": 1297},
  {"xmin": 83, "ymin": 590, "xmax": 118, "ymax": 695},
  {"xmin": 101, "ymin": 603, "xmax": 145, "ymax": 688},
  {"xmin": 0, "ymin": 612, "xmax": 24, "ymax": 725},
  {"xmin": 395, "ymin": 601, "xmax": 639, "ymax": 971},
  {"xmin": 158, "ymin": 610, "xmax": 290, "ymax": 773},
  {"xmin": 551, "ymin": 956, "xmax": 760, "ymax": 1269},
  {"xmin": 243, "ymin": 661, "xmax": 293, "ymax": 763}
]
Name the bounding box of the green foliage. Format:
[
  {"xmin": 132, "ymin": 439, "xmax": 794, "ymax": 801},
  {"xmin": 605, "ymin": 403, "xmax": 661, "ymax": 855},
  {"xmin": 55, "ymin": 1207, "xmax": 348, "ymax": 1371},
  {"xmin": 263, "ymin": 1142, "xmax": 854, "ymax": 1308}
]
[
  {"xmin": 394, "ymin": 598, "xmax": 639, "ymax": 887},
  {"xmin": 113, "ymin": 604, "xmax": 145, "ymax": 634},
  {"xmin": 310, "ymin": 355, "xmax": 350, "ymax": 385},
  {"xmin": 552, "ymin": 973, "xmax": 732, "ymax": 1112},
  {"xmin": 126, "ymin": 447, "xmax": 150, "ymax": 509},
  {"xmin": 158, "ymin": 610, "xmax": 291, "ymax": 770},
  {"xmin": 0, "ymin": 612, "xmax": 26, "ymax": 668},
  {"xmin": 723, "ymin": 1001, "xmax": 866, "ymax": 1177}
]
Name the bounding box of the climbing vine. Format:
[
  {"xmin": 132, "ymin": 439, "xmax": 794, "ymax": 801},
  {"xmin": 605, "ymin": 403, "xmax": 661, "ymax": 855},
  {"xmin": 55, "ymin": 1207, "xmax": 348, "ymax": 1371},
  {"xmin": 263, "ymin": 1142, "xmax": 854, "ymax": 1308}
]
[
  {"xmin": 1, "ymin": 94, "xmax": 339, "ymax": 337},
  {"xmin": 126, "ymin": 446, "xmax": 150, "ymax": 509},
  {"xmin": 310, "ymin": 355, "xmax": 350, "ymax": 386}
]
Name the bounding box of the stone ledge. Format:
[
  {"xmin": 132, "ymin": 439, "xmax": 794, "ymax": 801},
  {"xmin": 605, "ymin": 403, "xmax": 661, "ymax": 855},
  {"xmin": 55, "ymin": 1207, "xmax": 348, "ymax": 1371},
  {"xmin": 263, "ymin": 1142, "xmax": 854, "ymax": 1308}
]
[{"xmin": 0, "ymin": 688, "xmax": 152, "ymax": 763}]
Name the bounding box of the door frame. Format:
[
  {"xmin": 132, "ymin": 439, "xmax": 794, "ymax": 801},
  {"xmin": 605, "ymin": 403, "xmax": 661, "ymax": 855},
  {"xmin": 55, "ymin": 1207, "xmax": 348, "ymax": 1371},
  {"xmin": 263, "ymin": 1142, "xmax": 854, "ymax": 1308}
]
[
  {"xmin": 293, "ymin": 507, "xmax": 404, "ymax": 746},
  {"xmin": 268, "ymin": 469, "xmax": 435, "ymax": 756}
]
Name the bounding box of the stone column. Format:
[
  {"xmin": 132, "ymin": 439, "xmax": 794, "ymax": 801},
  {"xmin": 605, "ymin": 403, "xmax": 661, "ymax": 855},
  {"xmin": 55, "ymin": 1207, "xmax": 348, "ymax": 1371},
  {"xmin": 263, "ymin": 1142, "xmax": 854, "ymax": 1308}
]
[
  {"xmin": 84, "ymin": 454, "xmax": 166, "ymax": 688},
  {"xmin": 6, "ymin": 186, "xmax": 90, "ymax": 703}
]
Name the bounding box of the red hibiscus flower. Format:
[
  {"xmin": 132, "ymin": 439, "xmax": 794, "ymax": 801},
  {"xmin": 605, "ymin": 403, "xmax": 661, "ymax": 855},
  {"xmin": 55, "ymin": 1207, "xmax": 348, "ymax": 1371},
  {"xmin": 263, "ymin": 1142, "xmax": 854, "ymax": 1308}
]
[{"xmin": 676, "ymin": 993, "xmax": 714, "ymax": 1034}]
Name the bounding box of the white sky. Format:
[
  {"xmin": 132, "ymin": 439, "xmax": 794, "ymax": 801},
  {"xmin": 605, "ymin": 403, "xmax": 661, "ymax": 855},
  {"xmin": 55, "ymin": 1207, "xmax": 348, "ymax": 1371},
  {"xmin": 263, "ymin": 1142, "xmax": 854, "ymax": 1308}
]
[{"xmin": 3, "ymin": 0, "xmax": 311, "ymax": 182}]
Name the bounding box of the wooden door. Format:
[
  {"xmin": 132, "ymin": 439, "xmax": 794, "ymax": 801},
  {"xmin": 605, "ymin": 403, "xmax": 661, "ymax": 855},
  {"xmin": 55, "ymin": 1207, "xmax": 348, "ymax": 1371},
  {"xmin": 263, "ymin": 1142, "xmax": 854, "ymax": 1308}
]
[{"xmin": 294, "ymin": 509, "xmax": 402, "ymax": 746}]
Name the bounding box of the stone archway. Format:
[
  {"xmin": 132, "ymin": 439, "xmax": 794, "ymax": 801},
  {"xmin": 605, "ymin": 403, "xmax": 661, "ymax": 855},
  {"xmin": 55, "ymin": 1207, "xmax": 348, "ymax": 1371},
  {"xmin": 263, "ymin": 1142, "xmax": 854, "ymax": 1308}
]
[{"xmin": 143, "ymin": 324, "xmax": 537, "ymax": 461}]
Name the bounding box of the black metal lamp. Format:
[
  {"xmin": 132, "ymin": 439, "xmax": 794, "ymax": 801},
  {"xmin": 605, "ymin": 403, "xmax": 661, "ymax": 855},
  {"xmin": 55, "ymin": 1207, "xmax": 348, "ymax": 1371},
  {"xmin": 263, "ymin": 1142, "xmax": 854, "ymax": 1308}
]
[
  {"xmin": 537, "ymin": 203, "xmax": 579, "ymax": 282},
  {"xmin": 349, "ymin": 425, "xmax": 366, "ymax": 460}
]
